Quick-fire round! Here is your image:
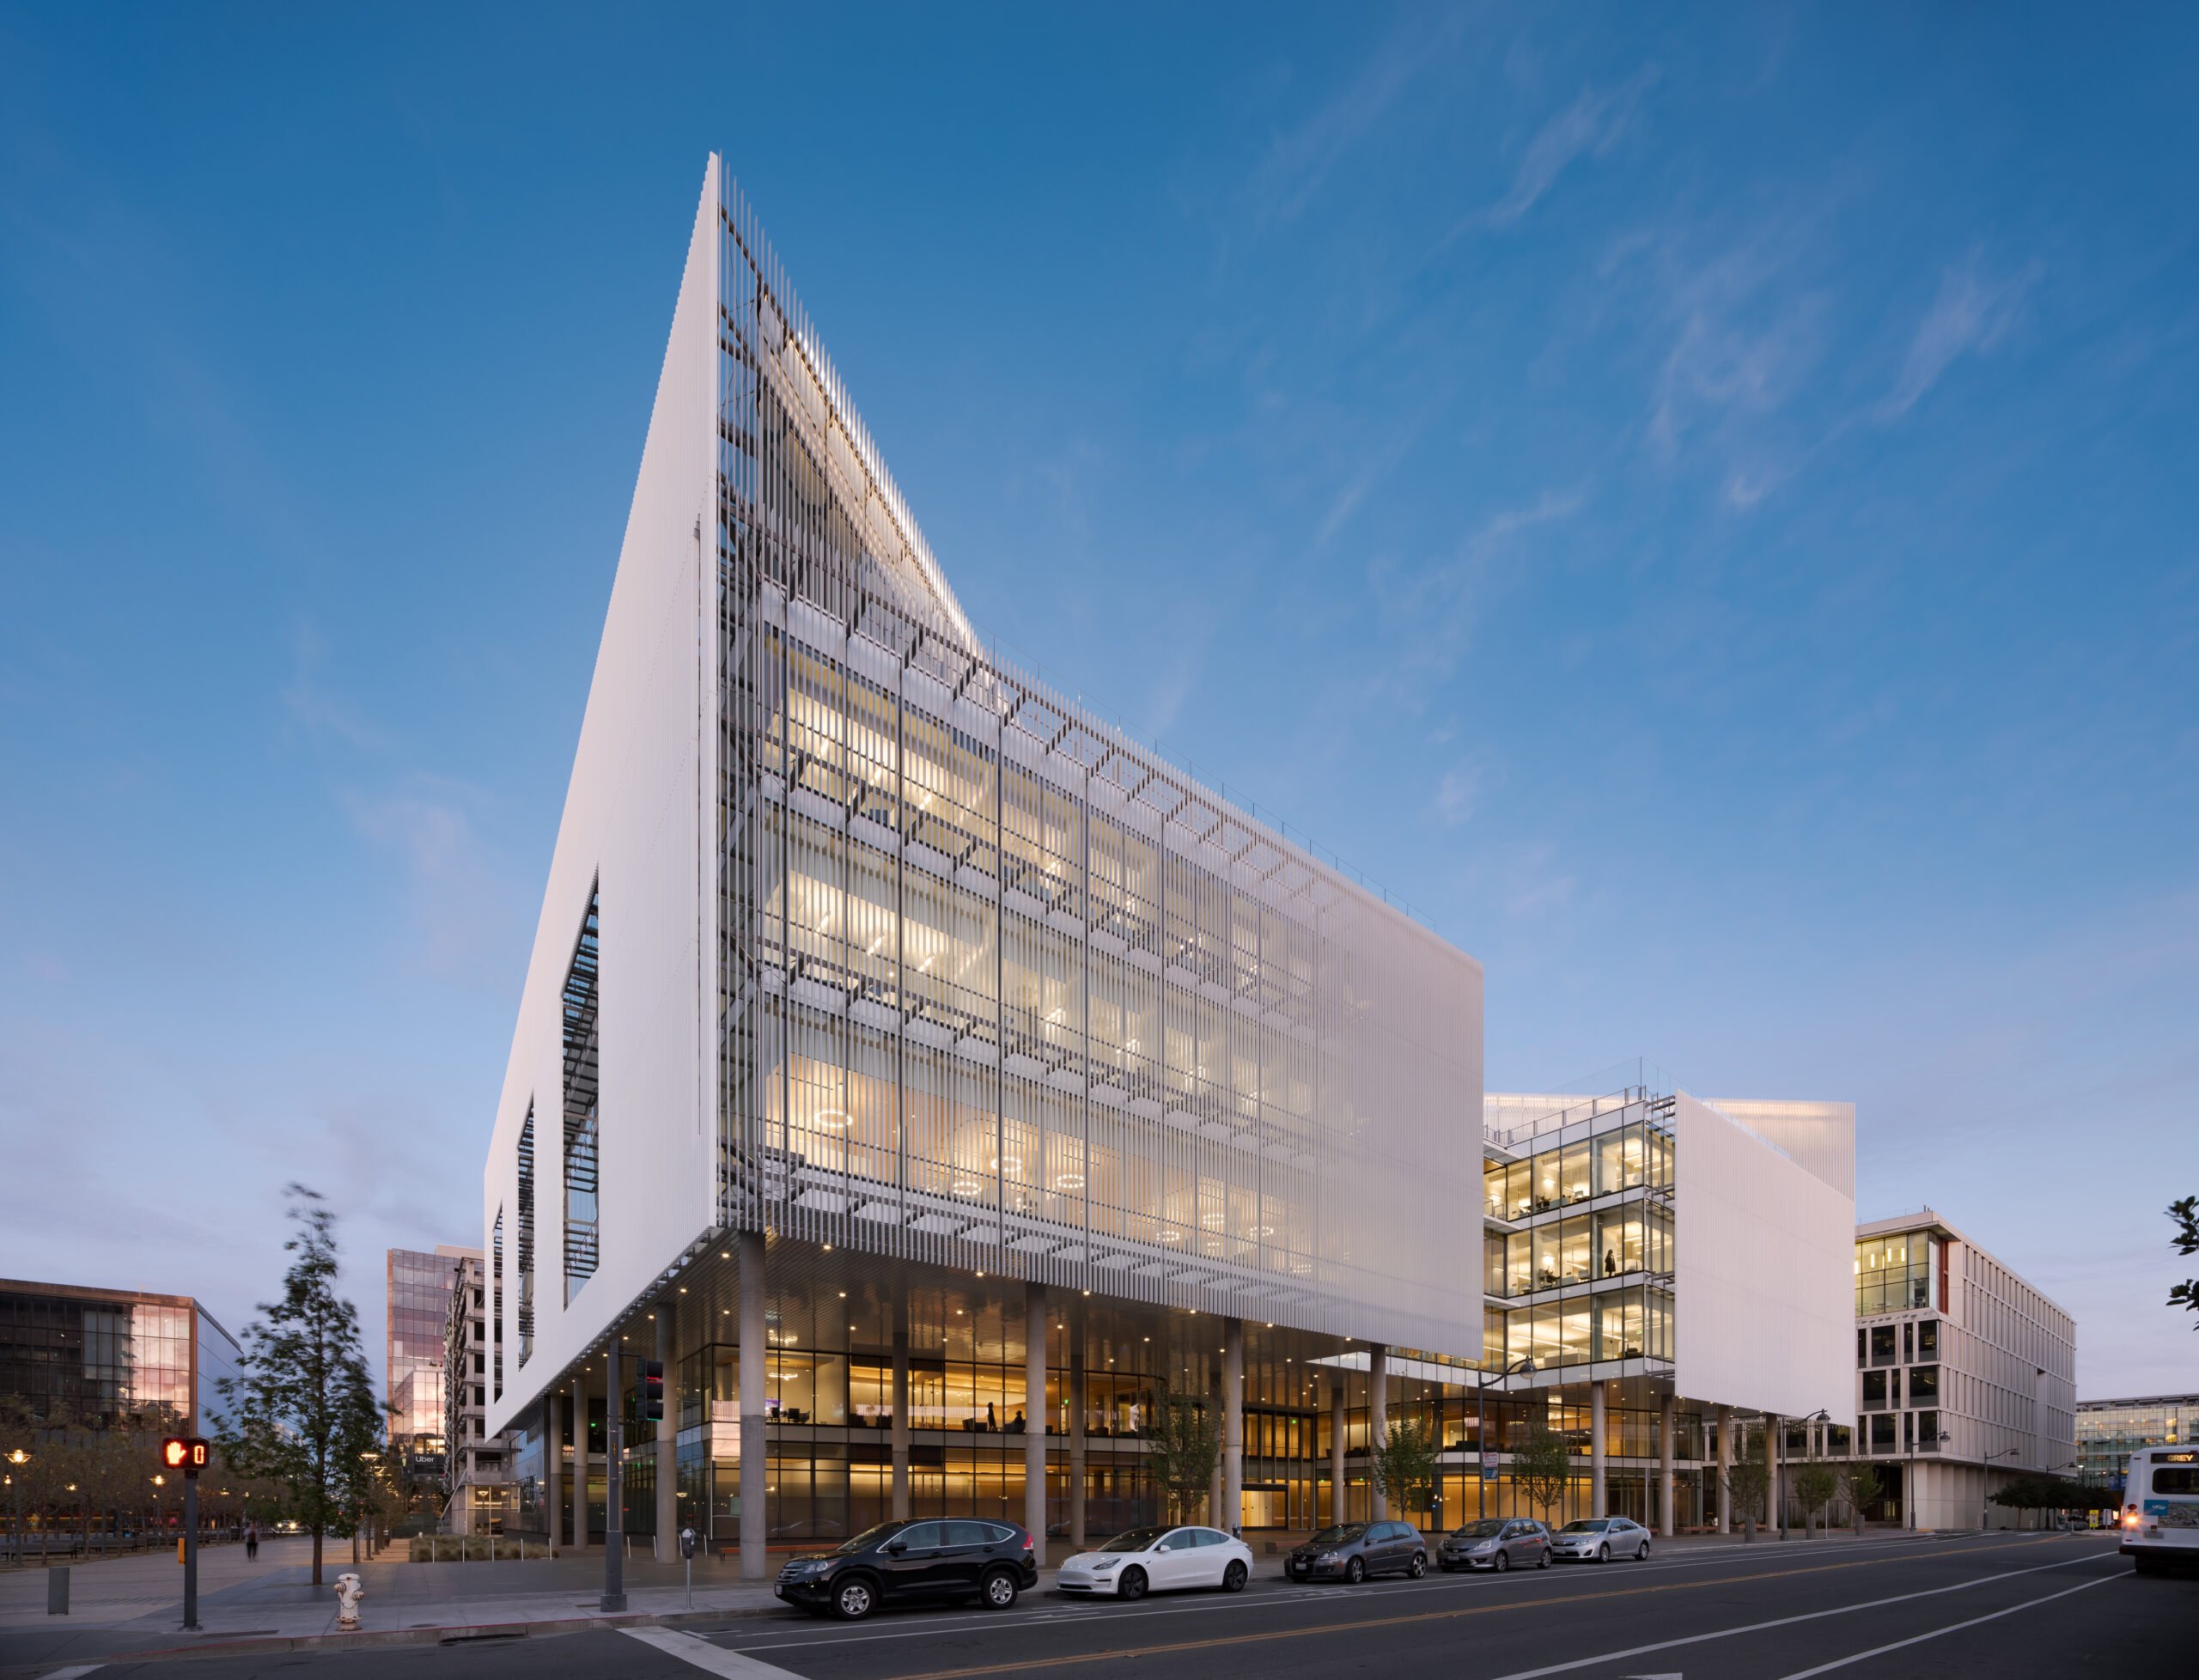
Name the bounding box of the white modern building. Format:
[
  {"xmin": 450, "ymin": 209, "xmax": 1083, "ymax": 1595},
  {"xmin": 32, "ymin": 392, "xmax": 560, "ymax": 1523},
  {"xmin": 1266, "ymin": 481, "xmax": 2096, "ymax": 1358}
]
[
  {"xmin": 478, "ymin": 154, "xmax": 1861, "ymax": 1573},
  {"xmin": 480, "ymin": 155, "xmax": 1483, "ymax": 1573},
  {"xmin": 1853, "ymin": 1208, "xmax": 2077, "ymax": 1529}
]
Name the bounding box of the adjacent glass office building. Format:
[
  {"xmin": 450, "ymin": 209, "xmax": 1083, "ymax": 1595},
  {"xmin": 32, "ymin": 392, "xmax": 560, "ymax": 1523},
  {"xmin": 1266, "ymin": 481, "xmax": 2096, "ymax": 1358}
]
[
  {"xmin": 2077, "ymin": 1394, "xmax": 2194, "ymax": 1489},
  {"xmin": 388, "ymin": 1246, "xmax": 471, "ymax": 1477},
  {"xmin": 0, "ymin": 1277, "xmax": 241, "ymax": 1429}
]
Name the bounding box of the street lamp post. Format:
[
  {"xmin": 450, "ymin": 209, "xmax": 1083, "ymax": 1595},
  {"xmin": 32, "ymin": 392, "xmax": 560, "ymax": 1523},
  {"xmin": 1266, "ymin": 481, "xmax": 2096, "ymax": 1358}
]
[
  {"xmin": 1477, "ymin": 1358, "xmax": 1535, "ymax": 1520},
  {"xmin": 5, "ymin": 1448, "xmax": 27, "ymax": 1567}
]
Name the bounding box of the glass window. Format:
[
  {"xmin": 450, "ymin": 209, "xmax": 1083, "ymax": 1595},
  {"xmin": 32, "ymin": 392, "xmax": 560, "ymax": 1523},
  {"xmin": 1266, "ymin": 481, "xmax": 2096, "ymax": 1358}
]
[
  {"xmin": 1917, "ymin": 1320, "xmax": 1939, "ymax": 1358},
  {"xmin": 1559, "ymin": 1141, "xmax": 1592, "ymax": 1206},
  {"xmin": 1868, "ymin": 1326, "xmax": 1897, "ymax": 1365},
  {"xmin": 945, "ymin": 1520, "xmax": 996, "ymax": 1546},
  {"xmin": 1909, "ymin": 1367, "xmax": 1940, "ymax": 1404},
  {"xmin": 898, "ymin": 1522, "xmax": 947, "ymax": 1549},
  {"xmin": 2153, "ymin": 1468, "xmax": 2199, "ymax": 1494},
  {"xmin": 1558, "ymin": 1216, "xmax": 1592, "ymax": 1284}
]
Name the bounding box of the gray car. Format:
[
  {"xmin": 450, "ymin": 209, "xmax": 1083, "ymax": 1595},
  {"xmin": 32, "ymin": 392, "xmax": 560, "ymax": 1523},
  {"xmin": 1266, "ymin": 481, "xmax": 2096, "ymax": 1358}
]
[
  {"xmin": 1549, "ymin": 1516, "xmax": 1652, "ymax": 1562},
  {"xmin": 1282, "ymin": 1520, "xmax": 1428, "ymax": 1583},
  {"xmin": 1437, "ymin": 1517, "xmax": 1550, "ymax": 1573}
]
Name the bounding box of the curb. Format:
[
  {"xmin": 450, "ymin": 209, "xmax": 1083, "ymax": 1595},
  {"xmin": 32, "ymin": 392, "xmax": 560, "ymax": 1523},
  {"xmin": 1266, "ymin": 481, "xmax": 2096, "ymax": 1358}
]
[{"xmin": 34, "ymin": 1601, "xmax": 792, "ymax": 1665}]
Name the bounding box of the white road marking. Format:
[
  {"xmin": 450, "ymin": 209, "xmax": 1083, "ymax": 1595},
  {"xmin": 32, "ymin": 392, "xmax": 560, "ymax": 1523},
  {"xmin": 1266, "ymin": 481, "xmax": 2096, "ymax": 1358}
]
[
  {"xmin": 1770, "ymin": 1567, "xmax": 2126, "ymax": 1677},
  {"xmin": 37, "ymin": 1668, "xmax": 105, "ymax": 1679},
  {"xmin": 1473, "ymin": 1550, "xmax": 2117, "ymax": 1680},
  {"xmin": 624, "ymin": 1626, "xmax": 805, "ymax": 1676}
]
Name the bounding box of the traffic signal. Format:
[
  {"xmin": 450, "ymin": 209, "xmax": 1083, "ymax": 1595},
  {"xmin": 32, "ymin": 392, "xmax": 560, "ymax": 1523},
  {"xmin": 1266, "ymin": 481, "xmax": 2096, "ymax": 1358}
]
[
  {"xmin": 161, "ymin": 1437, "xmax": 210, "ymax": 1476},
  {"xmin": 638, "ymin": 1360, "xmax": 665, "ymax": 1424}
]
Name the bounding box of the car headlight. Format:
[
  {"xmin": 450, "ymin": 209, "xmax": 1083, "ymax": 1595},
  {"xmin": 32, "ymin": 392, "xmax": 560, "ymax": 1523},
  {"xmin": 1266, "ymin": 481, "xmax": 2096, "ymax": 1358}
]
[
  {"xmin": 1090, "ymin": 1558, "xmax": 1118, "ymax": 1572},
  {"xmin": 1316, "ymin": 1551, "xmax": 1340, "ymax": 1563}
]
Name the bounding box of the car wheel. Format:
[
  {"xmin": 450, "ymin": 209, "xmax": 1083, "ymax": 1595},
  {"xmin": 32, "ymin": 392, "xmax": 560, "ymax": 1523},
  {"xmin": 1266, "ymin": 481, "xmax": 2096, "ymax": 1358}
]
[
  {"xmin": 1493, "ymin": 1550, "xmax": 1510, "ymax": 1573},
  {"xmin": 832, "ymin": 1577, "xmax": 876, "ymax": 1621},
  {"xmin": 1345, "ymin": 1555, "xmax": 1366, "ymax": 1585},
  {"xmin": 1597, "ymin": 1544, "xmax": 1610, "ymax": 1564},
  {"xmin": 1222, "ymin": 1560, "xmax": 1248, "ymax": 1593},
  {"xmin": 1407, "ymin": 1552, "xmax": 1426, "ymax": 1579},
  {"xmin": 981, "ymin": 1567, "xmax": 1019, "ymax": 1610},
  {"xmin": 1118, "ymin": 1566, "xmax": 1148, "ymax": 1601},
  {"xmin": 1636, "ymin": 1542, "xmax": 1649, "ymax": 1561},
  {"xmin": 1536, "ymin": 1549, "xmax": 1550, "ymax": 1569}
]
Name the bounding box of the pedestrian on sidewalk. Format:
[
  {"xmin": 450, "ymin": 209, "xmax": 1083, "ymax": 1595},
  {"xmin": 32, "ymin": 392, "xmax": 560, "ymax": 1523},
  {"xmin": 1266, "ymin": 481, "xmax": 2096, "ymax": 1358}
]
[{"xmin": 246, "ymin": 1520, "xmax": 259, "ymax": 1561}]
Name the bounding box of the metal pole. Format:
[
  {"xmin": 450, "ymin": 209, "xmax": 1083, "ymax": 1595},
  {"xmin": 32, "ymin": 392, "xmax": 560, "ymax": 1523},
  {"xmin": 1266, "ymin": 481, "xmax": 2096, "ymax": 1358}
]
[
  {"xmin": 601, "ymin": 1342, "xmax": 626, "ymax": 1611},
  {"xmin": 182, "ymin": 1476, "xmax": 198, "ymax": 1630}
]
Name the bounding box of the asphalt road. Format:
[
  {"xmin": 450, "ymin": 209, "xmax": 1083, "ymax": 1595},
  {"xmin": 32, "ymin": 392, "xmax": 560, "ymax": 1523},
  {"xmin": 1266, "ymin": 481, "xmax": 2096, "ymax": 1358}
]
[{"xmin": 53, "ymin": 1532, "xmax": 2190, "ymax": 1679}]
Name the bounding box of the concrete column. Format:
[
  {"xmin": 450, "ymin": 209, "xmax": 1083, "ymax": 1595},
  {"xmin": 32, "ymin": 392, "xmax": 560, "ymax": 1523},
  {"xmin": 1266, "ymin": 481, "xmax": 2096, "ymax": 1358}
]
[
  {"xmin": 1589, "ymin": 1380, "xmax": 1607, "ymax": 1519},
  {"xmin": 890, "ymin": 1300, "xmax": 911, "ymax": 1522},
  {"xmin": 1368, "ymin": 1345, "xmax": 1388, "ymax": 1520},
  {"xmin": 1771, "ymin": 1414, "xmax": 1787, "ymax": 1540},
  {"xmin": 570, "ymin": 1370, "xmax": 589, "ymax": 1551},
  {"xmin": 1331, "ymin": 1379, "xmax": 1348, "ymax": 1525},
  {"xmin": 1222, "ymin": 1318, "xmax": 1243, "ymax": 1537},
  {"xmin": 655, "ymin": 1306, "xmax": 677, "ymax": 1559},
  {"xmin": 1069, "ymin": 1323, "xmax": 1087, "ymax": 1550},
  {"xmin": 1659, "ymin": 1392, "xmax": 1676, "ymax": 1538},
  {"xmin": 739, "ymin": 1231, "xmax": 767, "ymax": 1580},
  {"xmin": 1024, "ymin": 1281, "xmax": 1046, "ymax": 1565},
  {"xmin": 1715, "ymin": 1404, "xmax": 1732, "ymax": 1534},
  {"xmin": 545, "ymin": 1390, "xmax": 563, "ymax": 1555}
]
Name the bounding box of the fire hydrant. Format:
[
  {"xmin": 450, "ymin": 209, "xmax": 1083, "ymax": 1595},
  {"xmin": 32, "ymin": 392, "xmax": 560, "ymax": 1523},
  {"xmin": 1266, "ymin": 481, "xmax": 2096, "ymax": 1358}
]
[{"xmin": 334, "ymin": 1572, "xmax": 365, "ymax": 1630}]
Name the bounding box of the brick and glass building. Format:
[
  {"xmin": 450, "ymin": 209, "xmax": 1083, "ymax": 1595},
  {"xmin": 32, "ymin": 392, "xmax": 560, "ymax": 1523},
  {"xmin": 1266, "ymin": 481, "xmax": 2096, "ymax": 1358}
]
[{"xmin": 442, "ymin": 1250, "xmax": 514, "ymax": 1534}]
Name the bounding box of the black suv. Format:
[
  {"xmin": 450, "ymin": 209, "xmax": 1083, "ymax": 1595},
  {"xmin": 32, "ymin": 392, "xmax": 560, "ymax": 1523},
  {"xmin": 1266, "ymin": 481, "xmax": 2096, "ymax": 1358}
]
[{"xmin": 775, "ymin": 1519, "xmax": 1039, "ymax": 1620}]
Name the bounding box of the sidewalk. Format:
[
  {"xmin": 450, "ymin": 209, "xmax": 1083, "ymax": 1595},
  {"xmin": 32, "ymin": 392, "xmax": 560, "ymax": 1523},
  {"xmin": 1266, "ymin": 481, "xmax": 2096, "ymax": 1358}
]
[{"xmin": 0, "ymin": 1540, "xmax": 939, "ymax": 1674}]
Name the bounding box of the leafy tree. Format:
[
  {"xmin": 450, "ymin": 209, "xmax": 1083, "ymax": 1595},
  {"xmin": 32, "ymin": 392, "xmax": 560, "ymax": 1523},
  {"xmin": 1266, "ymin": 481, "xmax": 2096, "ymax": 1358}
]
[
  {"xmin": 213, "ymin": 1185, "xmax": 387, "ymax": 1584},
  {"xmin": 2169, "ymin": 1196, "xmax": 2198, "ymax": 1324},
  {"xmin": 1369, "ymin": 1416, "xmax": 1441, "ymax": 1525},
  {"xmin": 1142, "ymin": 1391, "xmax": 1220, "ymax": 1523},
  {"xmin": 1723, "ymin": 1426, "xmax": 1771, "ymax": 1542},
  {"xmin": 1839, "ymin": 1462, "xmax": 1881, "ymax": 1535},
  {"xmin": 1794, "ymin": 1461, "xmax": 1840, "ymax": 1540},
  {"xmin": 1509, "ymin": 1424, "xmax": 1573, "ymax": 1529}
]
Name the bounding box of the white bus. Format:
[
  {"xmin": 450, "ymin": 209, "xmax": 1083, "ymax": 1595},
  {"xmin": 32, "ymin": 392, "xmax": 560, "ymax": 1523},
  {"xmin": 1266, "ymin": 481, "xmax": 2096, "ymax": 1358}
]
[{"xmin": 2121, "ymin": 1445, "xmax": 2199, "ymax": 1574}]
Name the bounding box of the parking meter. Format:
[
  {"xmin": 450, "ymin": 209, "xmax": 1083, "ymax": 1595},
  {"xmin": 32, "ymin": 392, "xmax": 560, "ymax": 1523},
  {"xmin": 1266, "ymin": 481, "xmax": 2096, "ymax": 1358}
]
[
  {"xmin": 679, "ymin": 1526, "xmax": 697, "ymax": 1560},
  {"xmin": 679, "ymin": 1525, "xmax": 698, "ymax": 1608}
]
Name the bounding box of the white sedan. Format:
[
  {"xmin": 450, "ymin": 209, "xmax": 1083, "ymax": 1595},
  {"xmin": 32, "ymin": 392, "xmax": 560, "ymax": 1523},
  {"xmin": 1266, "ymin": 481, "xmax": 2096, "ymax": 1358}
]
[{"xmin": 1056, "ymin": 1525, "xmax": 1255, "ymax": 1600}]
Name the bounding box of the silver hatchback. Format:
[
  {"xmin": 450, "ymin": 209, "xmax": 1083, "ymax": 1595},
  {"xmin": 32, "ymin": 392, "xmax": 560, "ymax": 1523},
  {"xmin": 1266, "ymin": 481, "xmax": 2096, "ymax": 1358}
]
[
  {"xmin": 1438, "ymin": 1518, "xmax": 1550, "ymax": 1573},
  {"xmin": 1549, "ymin": 1516, "xmax": 1652, "ymax": 1562}
]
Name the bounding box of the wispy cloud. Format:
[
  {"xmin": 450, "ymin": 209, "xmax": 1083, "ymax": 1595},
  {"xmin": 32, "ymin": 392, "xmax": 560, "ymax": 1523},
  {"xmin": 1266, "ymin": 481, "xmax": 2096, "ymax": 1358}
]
[
  {"xmin": 341, "ymin": 779, "xmax": 528, "ymax": 983},
  {"xmin": 1432, "ymin": 751, "xmax": 1505, "ymax": 826},
  {"xmin": 282, "ymin": 619, "xmax": 390, "ymax": 752},
  {"xmin": 1245, "ymin": 15, "xmax": 1462, "ymax": 229},
  {"xmin": 1486, "ymin": 67, "xmax": 1660, "ymax": 230},
  {"xmin": 1368, "ymin": 485, "xmax": 1587, "ymax": 703},
  {"xmin": 1879, "ymin": 253, "xmax": 2043, "ymax": 420}
]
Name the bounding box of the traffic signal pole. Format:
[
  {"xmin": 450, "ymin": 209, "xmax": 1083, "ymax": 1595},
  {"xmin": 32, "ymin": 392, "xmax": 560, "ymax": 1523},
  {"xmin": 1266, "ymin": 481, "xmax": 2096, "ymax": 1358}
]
[
  {"xmin": 601, "ymin": 1342, "xmax": 625, "ymax": 1612},
  {"xmin": 182, "ymin": 1474, "xmax": 198, "ymax": 1629}
]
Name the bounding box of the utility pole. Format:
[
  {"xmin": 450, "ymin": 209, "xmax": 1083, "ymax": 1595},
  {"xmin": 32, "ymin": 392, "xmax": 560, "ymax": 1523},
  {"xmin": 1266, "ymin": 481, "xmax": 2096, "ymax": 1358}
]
[{"xmin": 601, "ymin": 1342, "xmax": 626, "ymax": 1612}]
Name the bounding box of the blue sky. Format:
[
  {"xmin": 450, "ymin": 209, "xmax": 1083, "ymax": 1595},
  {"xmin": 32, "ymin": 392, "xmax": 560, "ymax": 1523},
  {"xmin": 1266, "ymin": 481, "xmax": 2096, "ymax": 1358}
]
[{"xmin": 3, "ymin": 3, "xmax": 2193, "ymax": 1400}]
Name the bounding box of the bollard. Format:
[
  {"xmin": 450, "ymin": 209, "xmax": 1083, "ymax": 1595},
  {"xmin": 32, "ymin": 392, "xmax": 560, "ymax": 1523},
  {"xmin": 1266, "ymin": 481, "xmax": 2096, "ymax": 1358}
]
[{"xmin": 48, "ymin": 1566, "xmax": 70, "ymax": 1615}]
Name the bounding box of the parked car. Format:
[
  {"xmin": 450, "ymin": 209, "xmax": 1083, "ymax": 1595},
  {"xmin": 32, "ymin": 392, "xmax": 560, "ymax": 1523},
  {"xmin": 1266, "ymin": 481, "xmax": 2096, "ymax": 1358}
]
[
  {"xmin": 1438, "ymin": 1518, "xmax": 1550, "ymax": 1573},
  {"xmin": 774, "ymin": 1518, "xmax": 1039, "ymax": 1620},
  {"xmin": 1283, "ymin": 1520, "xmax": 1427, "ymax": 1583},
  {"xmin": 1549, "ymin": 1516, "xmax": 1651, "ymax": 1562},
  {"xmin": 1056, "ymin": 1525, "xmax": 1253, "ymax": 1599}
]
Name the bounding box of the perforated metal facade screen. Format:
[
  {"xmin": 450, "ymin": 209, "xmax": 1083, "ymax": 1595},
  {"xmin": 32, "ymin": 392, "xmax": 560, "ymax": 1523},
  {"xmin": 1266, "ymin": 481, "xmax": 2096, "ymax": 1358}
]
[{"xmin": 709, "ymin": 171, "xmax": 1484, "ymax": 1354}]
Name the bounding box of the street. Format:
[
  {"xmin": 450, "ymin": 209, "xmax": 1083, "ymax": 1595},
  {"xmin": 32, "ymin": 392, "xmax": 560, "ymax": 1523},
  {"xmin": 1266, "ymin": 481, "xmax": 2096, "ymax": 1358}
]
[{"xmin": 46, "ymin": 1532, "xmax": 2188, "ymax": 1679}]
